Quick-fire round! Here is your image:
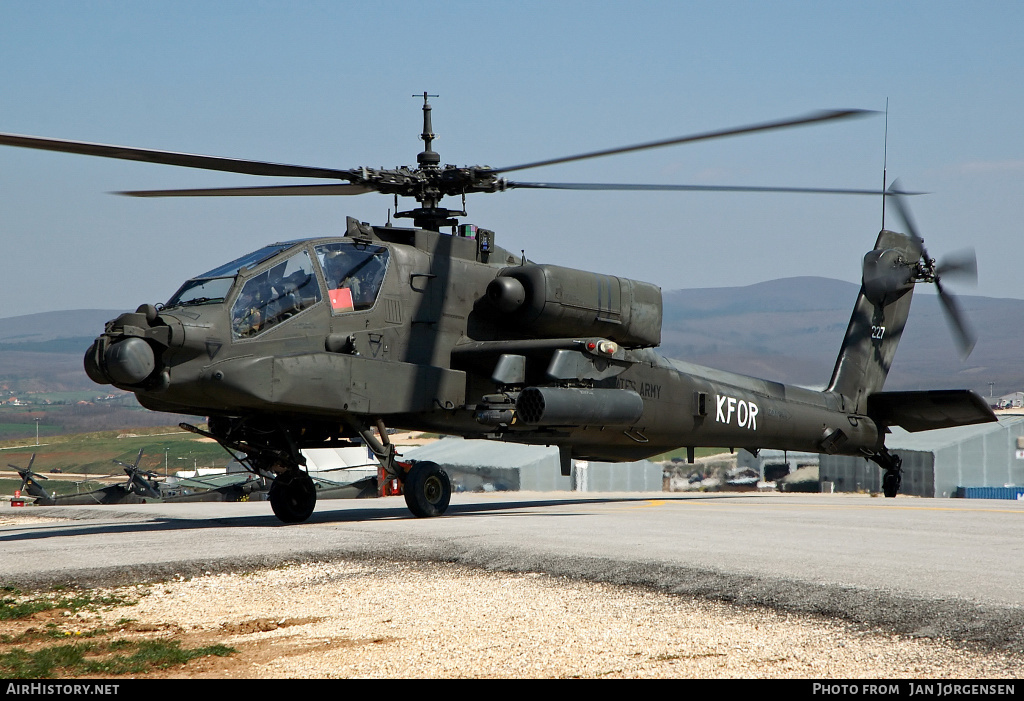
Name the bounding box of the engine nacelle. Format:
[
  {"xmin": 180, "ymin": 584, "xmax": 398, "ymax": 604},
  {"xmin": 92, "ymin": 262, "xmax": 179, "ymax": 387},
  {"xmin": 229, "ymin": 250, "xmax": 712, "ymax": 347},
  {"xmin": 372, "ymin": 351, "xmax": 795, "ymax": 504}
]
[{"xmin": 486, "ymin": 264, "xmax": 662, "ymax": 347}]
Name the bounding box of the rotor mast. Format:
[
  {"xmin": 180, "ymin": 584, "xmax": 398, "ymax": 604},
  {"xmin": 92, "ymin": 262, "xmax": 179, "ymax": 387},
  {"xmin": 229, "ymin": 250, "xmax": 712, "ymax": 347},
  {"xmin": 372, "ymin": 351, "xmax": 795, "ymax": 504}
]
[
  {"xmin": 416, "ymin": 92, "xmax": 440, "ymax": 168},
  {"xmin": 396, "ymin": 92, "xmax": 467, "ymax": 231}
]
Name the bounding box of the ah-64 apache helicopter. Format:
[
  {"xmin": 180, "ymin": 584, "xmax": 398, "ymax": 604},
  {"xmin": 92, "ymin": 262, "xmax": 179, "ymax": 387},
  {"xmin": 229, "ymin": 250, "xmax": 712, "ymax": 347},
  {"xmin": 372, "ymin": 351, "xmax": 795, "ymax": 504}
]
[
  {"xmin": 0, "ymin": 95, "xmax": 995, "ymax": 523},
  {"xmin": 3, "ymin": 450, "xmax": 160, "ymax": 506}
]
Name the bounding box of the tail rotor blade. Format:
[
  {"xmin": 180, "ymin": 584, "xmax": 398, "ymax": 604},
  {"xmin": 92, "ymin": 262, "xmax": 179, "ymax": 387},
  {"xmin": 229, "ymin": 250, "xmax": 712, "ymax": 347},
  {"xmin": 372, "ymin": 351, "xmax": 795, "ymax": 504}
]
[
  {"xmin": 936, "ymin": 249, "xmax": 978, "ymax": 285},
  {"xmin": 936, "ymin": 280, "xmax": 977, "ymax": 359},
  {"xmin": 887, "ymin": 179, "xmax": 925, "ymax": 247},
  {"xmin": 889, "ymin": 178, "xmax": 978, "ymax": 359}
]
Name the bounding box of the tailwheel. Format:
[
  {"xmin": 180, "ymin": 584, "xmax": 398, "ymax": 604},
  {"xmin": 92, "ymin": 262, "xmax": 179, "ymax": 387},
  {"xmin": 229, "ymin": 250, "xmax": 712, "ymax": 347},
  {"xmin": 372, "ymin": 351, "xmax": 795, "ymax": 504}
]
[
  {"xmin": 403, "ymin": 461, "xmax": 451, "ymax": 518},
  {"xmin": 870, "ymin": 448, "xmax": 903, "ymax": 498},
  {"xmin": 882, "ymin": 469, "xmax": 902, "ymax": 499},
  {"xmin": 269, "ymin": 469, "xmax": 317, "ymax": 523}
]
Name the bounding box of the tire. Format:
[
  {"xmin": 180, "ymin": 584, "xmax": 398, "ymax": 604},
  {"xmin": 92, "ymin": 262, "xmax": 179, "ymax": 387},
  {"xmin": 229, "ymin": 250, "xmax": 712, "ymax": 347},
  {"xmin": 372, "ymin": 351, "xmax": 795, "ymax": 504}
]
[
  {"xmin": 269, "ymin": 470, "xmax": 317, "ymax": 523},
  {"xmin": 882, "ymin": 471, "xmax": 901, "ymax": 498},
  {"xmin": 403, "ymin": 461, "xmax": 451, "ymax": 518}
]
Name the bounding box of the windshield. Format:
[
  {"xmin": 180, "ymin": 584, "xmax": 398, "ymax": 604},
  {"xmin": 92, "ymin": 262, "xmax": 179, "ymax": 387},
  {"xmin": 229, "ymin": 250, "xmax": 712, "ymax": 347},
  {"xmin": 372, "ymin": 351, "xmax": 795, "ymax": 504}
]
[
  {"xmin": 165, "ymin": 243, "xmax": 298, "ymax": 308},
  {"xmin": 165, "ymin": 277, "xmax": 235, "ymax": 307}
]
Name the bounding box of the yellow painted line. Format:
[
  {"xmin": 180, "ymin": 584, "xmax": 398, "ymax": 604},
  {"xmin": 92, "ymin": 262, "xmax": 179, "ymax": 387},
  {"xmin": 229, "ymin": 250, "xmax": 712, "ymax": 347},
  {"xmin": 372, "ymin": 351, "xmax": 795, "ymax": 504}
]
[{"xmin": 594, "ymin": 499, "xmax": 670, "ymax": 513}]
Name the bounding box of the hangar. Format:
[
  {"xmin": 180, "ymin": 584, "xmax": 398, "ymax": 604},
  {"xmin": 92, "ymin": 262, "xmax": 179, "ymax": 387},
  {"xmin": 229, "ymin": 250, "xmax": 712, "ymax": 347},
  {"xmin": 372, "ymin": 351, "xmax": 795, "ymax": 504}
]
[
  {"xmin": 402, "ymin": 437, "xmax": 662, "ymax": 493},
  {"xmin": 819, "ymin": 415, "xmax": 1024, "ymax": 498}
]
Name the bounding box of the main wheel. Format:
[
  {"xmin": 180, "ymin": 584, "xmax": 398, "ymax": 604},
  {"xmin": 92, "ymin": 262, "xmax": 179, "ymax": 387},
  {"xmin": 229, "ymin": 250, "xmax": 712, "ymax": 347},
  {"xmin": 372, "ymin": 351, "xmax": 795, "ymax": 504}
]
[
  {"xmin": 403, "ymin": 461, "xmax": 451, "ymax": 518},
  {"xmin": 269, "ymin": 470, "xmax": 317, "ymax": 523}
]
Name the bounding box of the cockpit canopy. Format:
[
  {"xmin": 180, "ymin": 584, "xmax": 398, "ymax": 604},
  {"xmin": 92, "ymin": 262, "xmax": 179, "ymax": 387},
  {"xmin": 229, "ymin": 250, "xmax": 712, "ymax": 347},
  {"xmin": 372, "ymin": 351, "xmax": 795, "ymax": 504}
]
[
  {"xmin": 165, "ymin": 242, "xmax": 293, "ymax": 309},
  {"xmin": 314, "ymin": 241, "xmax": 389, "ymax": 313},
  {"xmin": 163, "ymin": 239, "xmax": 391, "ymax": 339},
  {"xmin": 231, "ymin": 248, "xmax": 321, "ymax": 338}
]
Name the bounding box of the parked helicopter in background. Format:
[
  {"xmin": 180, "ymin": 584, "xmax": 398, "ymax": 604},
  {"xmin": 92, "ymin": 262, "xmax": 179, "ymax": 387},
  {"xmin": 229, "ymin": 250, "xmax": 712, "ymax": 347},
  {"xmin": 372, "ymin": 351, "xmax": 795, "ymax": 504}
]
[
  {"xmin": 0, "ymin": 95, "xmax": 994, "ymax": 523},
  {"xmin": 3, "ymin": 450, "xmax": 157, "ymax": 506}
]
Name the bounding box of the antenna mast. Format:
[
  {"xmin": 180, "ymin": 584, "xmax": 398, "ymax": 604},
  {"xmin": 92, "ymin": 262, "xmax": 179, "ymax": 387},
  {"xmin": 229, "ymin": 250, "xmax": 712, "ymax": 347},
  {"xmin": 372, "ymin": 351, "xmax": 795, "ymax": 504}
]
[{"xmin": 881, "ymin": 98, "xmax": 889, "ymax": 230}]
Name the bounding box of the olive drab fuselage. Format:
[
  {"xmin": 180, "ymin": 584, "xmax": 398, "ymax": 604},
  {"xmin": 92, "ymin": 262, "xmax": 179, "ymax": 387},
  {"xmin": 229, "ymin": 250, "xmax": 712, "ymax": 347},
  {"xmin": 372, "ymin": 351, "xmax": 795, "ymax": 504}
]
[{"xmin": 85, "ymin": 221, "xmax": 994, "ymax": 469}]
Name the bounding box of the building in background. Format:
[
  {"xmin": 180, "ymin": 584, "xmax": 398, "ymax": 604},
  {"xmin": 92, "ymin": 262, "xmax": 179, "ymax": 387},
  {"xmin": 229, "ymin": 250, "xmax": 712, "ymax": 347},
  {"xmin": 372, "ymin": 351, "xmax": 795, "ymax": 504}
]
[
  {"xmin": 402, "ymin": 437, "xmax": 662, "ymax": 493},
  {"xmin": 819, "ymin": 416, "xmax": 1024, "ymax": 498}
]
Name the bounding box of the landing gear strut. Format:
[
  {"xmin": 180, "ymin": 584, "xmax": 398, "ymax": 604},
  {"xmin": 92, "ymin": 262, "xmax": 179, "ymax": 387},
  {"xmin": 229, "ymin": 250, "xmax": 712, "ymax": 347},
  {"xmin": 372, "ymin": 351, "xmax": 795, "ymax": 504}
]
[
  {"xmin": 869, "ymin": 448, "xmax": 903, "ymax": 498},
  {"xmin": 356, "ymin": 418, "xmax": 452, "ymax": 518},
  {"xmin": 182, "ymin": 418, "xmax": 318, "ymax": 523}
]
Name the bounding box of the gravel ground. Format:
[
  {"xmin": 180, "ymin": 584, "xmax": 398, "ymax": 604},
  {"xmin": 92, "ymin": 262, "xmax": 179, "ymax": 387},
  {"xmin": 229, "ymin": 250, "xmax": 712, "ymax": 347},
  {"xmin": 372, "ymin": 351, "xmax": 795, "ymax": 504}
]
[{"xmin": 51, "ymin": 559, "xmax": 1021, "ymax": 679}]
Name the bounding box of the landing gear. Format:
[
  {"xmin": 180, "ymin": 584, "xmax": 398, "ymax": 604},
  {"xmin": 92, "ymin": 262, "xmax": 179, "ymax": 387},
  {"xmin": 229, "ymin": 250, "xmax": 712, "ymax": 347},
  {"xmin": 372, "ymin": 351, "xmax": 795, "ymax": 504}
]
[
  {"xmin": 869, "ymin": 448, "xmax": 903, "ymax": 498},
  {"xmin": 882, "ymin": 469, "xmax": 902, "ymax": 499},
  {"xmin": 269, "ymin": 469, "xmax": 317, "ymax": 523},
  {"xmin": 355, "ymin": 419, "xmax": 451, "ymax": 518},
  {"xmin": 182, "ymin": 418, "xmax": 319, "ymax": 523},
  {"xmin": 403, "ymin": 461, "xmax": 451, "ymax": 518}
]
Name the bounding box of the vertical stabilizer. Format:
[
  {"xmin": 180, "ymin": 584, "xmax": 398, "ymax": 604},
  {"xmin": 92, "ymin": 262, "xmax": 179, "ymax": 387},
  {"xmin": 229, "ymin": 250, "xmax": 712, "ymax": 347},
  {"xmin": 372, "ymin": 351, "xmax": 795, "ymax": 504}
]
[{"xmin": 827, "ymin": 230, "xmax": 921, "ymax": 413}]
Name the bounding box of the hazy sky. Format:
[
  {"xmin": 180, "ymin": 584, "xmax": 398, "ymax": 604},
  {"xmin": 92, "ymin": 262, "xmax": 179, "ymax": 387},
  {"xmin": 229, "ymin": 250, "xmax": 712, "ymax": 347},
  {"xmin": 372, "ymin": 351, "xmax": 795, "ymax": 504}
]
[{"xmin": 1, "ymin": 1, "xmax": 1021, "ymax": 321}]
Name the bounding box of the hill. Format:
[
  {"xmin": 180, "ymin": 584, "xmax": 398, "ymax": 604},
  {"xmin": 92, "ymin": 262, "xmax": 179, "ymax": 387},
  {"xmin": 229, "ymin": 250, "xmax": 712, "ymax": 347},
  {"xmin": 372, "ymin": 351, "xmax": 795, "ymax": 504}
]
[
  {"xmin": 0, "ymin": 309, "xmax": 122, "ymax": 345},
  {"xmin": 0, "ymin": 310, "xmax": 198, "ymax": 439},
  {"xmin": 661, "ymin": 277, "xmax": 1024, "ymax": 395}
]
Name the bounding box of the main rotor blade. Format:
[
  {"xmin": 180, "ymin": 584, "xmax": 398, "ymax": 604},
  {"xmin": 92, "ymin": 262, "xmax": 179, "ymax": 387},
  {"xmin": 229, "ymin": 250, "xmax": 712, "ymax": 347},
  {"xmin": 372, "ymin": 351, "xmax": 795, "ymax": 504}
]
[
  {"xmin": 491, "ymin": 109, "xmax": 875, "ymax": 175},
  {"xmin": 118, "ymin": 183, "xmax": 376, "ymax": 198},
  {"xmin": 0, "ymin": 132, "xmax": 358, "ymax": 180},
  {"xmin": 936, "ymin": 279, "xmax": 977, "ymax": 359},
  {"xmin": 506, "ymin": 181, "xmax": 919, "ymax": 196}
]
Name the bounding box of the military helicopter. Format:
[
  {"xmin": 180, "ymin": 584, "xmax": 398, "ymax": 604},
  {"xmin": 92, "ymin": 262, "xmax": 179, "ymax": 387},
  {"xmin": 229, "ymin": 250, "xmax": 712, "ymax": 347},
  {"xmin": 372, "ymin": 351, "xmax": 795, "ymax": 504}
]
[
  {"xmin": 2, "ymin": 454, "xmax": 51, "ymax": 503},
  {"xmin": 147, "ymin": 469, "xmax": 266, "ymax": 503},
  {"xmin": 0, "ymin": 95, "xmax": 995, "ymax": 523},
  {"xmin": 3, "ymin": 450, "xmax": 160, "ymax": 506}
]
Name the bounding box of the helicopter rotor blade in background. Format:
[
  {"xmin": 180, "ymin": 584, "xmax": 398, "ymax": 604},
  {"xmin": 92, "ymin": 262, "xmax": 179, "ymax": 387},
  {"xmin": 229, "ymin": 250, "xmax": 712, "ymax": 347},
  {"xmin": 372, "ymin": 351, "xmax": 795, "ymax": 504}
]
[
  {"xmin": 117, "ymin": 183, "xmax": 376, "ymax": 198},
  {"xmin": 0, "ymin": 132, "xmax": 358, "ymax": 180},
  {"xmin": 490, "ymin": 109, "xmax": 875, "ymax": 175},
  {"xmin": 4, "ymin": 465, "xmax": 47, "ymax": 480}
]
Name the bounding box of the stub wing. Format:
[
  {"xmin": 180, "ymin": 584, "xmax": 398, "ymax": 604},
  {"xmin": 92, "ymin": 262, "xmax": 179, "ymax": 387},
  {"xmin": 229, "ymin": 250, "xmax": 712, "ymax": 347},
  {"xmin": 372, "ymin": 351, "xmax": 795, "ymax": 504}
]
[{"xmin": 868, "ymin": 390, "xmax": 997, "ymax": 433}]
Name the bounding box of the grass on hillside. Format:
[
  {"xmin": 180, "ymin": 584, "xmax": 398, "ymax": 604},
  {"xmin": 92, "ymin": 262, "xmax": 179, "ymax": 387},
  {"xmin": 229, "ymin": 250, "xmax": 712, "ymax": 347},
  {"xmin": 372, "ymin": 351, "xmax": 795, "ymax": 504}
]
[{"xmin": 0, "ymin": 425, "xmax": 234, "ymax": 477}]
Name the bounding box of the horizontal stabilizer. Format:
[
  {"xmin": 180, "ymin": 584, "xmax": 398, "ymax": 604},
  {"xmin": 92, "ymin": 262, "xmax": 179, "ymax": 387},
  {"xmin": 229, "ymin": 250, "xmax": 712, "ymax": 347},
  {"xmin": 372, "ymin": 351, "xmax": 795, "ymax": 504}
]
[{"xmin": 868, "ymin": 390, "xmax": 997, "ymax": 432}]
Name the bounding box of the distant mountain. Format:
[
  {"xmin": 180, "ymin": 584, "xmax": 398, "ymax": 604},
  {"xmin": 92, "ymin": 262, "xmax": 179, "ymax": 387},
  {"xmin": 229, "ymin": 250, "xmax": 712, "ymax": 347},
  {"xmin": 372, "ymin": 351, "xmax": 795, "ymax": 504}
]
[
  {"xmin": 0, "ymin": 310, "xmax": 122, "ymax": 344},
  {"xmin": 0, "ymin": 280, "xmax": 1020, "ymax": 401},
  {"xmin": 661, "ymin": 277, "xmax": 1024, "ymax": 395}
]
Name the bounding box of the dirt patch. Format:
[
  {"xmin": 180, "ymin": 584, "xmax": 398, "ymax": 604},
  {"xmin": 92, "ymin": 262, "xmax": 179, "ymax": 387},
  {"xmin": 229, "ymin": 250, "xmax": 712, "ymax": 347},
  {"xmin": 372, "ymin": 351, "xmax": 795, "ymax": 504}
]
[{"xmin": 220, "ymin": 617, "xmax": 321, "ymax": 635}]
